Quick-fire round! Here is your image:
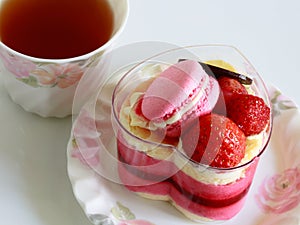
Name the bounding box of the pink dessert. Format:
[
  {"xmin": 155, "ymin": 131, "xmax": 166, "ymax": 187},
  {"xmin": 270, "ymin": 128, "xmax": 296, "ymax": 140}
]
[
  {"xmin": 141, "ymin": 60, "xmax": 219, "ymax": 137},
  {"xmin": 113, "ymin": 59, "xmax": 271, "ymax": 222}
]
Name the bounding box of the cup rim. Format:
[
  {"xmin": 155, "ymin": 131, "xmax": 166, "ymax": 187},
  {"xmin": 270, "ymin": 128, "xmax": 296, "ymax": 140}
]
[
  {"xmin": 0, "ymin": 0, "xmax": 129, "ymax": 63},
  {"xmin": 111, "ymin": 44, "xmax": 273, "ymax": 172}
]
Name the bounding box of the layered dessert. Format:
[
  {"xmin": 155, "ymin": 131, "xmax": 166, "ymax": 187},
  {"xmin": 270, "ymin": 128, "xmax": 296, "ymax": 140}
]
[{"xmin": 113, "ymin": 59, "xmax": 271, "ymax": 222}]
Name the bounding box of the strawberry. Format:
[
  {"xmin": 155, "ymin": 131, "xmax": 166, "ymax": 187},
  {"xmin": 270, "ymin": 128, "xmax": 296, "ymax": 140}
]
[
  {"xmin": 181, "ymin": 114, "xmax": 246, "ymax": 168},
  {"xmin": 214, "ymin": 76, "xmax": 248, "ymax": 114},
  {"xmin": 218, "ymin": 76, "xmax": 248, "ymax": 100},
  {"xmin": 227, "ymin": 94, "xmax": 270, "ymax": 136}
]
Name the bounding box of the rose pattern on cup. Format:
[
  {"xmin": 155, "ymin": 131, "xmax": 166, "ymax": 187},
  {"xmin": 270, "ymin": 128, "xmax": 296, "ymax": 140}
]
[
  {"xmin": 0, "ymin": 49, "xmax": 104, "ymax": 88},
  {"xmin": 31, "ymin": 63, "xmax": 84, "ymax": 88},
  {"xmin": 0, "ymin": 49, "xmax": 36, "ymax": 78}
]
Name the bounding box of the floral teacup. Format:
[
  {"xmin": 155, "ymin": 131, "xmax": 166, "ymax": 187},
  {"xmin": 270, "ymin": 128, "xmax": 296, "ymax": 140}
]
[{"xmin": 0, "ymin": 0, "xmax": 129, "ymax": 117}]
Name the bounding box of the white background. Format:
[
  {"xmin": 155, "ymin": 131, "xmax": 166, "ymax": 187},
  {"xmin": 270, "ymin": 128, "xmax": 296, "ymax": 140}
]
[{"xmin": 0, "ymin": 0, "xmax": 299, "ymax": 224}]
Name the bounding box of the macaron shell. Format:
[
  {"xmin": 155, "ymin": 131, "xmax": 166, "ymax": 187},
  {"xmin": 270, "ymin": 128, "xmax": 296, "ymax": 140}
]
[
  {"xmin": 141, "ymin": 60, "xmax": 209, "ymax": 121},
  {"xmin": 166, "ymin": 76, "xmax": 220, "ymax": 137}
]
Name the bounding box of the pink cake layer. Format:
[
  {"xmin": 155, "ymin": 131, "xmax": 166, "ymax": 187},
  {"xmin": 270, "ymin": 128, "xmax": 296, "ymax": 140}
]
[
  {"xmin": 117, "ymin": 138, "xmax": 259, "ymax": 221},
  {"xmin": 118, "ymin": 161, "xmax": 252, "ymax": 221}
]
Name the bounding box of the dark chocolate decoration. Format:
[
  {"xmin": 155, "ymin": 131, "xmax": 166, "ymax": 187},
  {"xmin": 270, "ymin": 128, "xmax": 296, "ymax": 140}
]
[{"xmin": 178, "ymin": 59, "xmax": 253, "ymax": 85}]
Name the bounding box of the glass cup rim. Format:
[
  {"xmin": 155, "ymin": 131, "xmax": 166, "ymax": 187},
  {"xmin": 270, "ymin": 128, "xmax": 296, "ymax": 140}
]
[
  {"xmin": 111, "ymin": 44, "xmax": 273, "ymax": 172},
  {"xmin": 0, "ymin": 0, "xmax": 129, "ymax": 63}
]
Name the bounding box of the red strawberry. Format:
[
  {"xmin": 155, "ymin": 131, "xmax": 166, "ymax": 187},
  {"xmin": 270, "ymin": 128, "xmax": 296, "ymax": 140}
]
[
  {"xmin": 181, "ymin": 114, "xmax": 246, "ymax": 168},
  {"xmin": 227, "ymin": 94, "xmax": 270, "ymax": 136},
  {"xmin": 214, "ymin": 77, "xmax": 248, "ymax": 114},
  {"xmin": 219, "ymin": 76, "xmax": 248, "ymax": 100}
]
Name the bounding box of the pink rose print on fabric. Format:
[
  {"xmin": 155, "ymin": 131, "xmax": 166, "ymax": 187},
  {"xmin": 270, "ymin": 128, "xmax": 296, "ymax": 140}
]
[
  {"xmin": 31, "ymin": 63, "xmax": 84, "ymax": 88},
  {"xmin": 256, "ymin": 167, "xmax": 300, "ymax": 214},
  {"xmin": 0, "ymin": 50, "xmax": 36, "ymax": 78}
]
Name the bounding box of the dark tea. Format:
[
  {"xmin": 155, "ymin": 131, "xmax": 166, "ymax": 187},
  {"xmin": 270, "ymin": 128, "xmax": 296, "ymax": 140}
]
[{"xmin": 0, "ymin": 0, "xmax": 114, "ymax": 59}]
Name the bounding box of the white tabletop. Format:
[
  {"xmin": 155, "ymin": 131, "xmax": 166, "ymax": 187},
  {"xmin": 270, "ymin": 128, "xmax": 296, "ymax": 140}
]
[
  {"xmin": 120, "ymin": 0, "xmax": 300, "ymax": 106},
  {"xmin": 1, "ymin": 0, "xmax": 299, "ymax": 224}
]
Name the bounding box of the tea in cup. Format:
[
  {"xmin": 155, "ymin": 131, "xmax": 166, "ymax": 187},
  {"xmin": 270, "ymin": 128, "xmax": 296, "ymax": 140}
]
[{"xmin": 0, "ymin": 0, "xmax": 129, "ymax": 117}]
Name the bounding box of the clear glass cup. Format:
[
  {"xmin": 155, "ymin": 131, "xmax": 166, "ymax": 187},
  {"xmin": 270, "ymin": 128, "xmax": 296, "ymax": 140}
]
[{"xmin": 111, "ymin": 45, "xmax": 272, "ymax": 222}]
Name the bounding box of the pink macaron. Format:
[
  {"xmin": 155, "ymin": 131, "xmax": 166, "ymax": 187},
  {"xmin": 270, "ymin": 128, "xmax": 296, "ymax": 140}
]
[{"xmin": 140, "ymin": 60, "xmax": 220, "ymax": 137}]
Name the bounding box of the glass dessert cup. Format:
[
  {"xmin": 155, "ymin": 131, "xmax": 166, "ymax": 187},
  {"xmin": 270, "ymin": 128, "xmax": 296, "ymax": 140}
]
[{"xmin": 111, "ymin": 45, "xmax": 272, "ymax": 223}]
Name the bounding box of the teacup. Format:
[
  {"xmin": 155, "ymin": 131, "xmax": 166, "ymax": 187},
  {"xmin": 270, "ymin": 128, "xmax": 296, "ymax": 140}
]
[{"xmin": 0, "ymin": 0, "xmax": 129, "ymax": 117}]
